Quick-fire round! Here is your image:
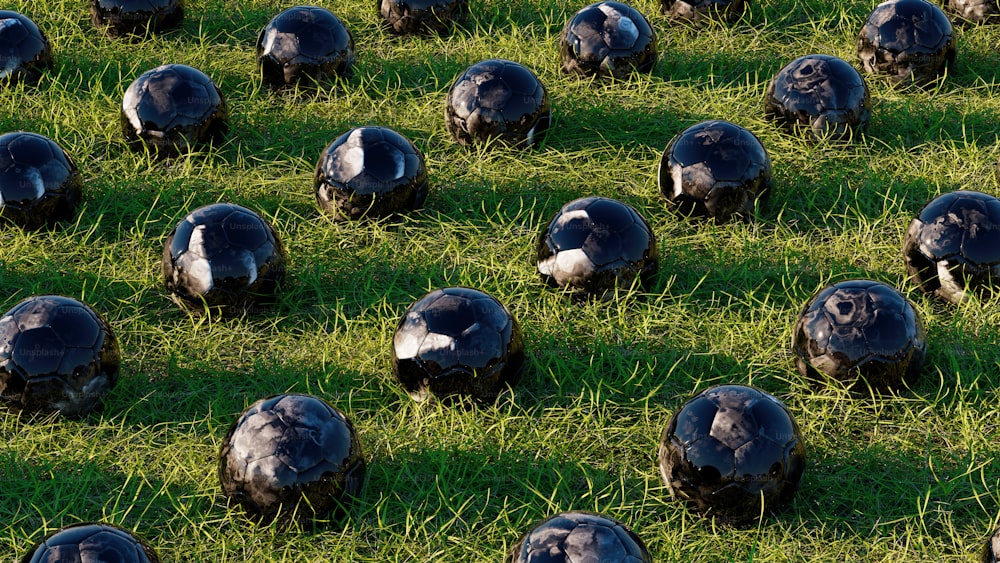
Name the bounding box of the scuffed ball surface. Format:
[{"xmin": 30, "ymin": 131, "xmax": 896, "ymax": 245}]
[
  {"xmin": 658, "ymin": 119, "xmax": 771, "ymax": 222},
  {"xmin": 536, "ymin": 196, "xmax": 658, "ymax": 299},
  {"xmin": 381, "ymin": 0, "xmax": 468, "ymax": 34},
  {"xmin": 393, "ymin": 286, "xmax": 524, "ymax": 403},
  {"xmin": 857, "ymin": 0, "xmax": 955, "ymax": 87},
  {"xmin": 445, "ymin": 59, "xmax": 551, "ymax": 148},
  {"xmin": 658, "ymin": 384, "xmax": 806, "ymax": 523},
  {"xmin": 89, "ymin": 0, "xmax": 184, "ymax": 36},
  {"xmin": 660, "ymin": 0, "xmax": 748, "ymax": 23},
  {"xmin": 559, "ymin": 1, "xmax": 658, "ymax": 79},
  {"xmin": 21, "ymin": 522, "xmax": 160, "ymax": 563},
  {"xmin": 0, "ymin": 131, "xmax": 82, "ymax": 229},
  {"xmin": 792, "ymin": 279, "xmax": 926, "ymax": 392},
  {"xmin": 314, "ymin": 126, "xmax": 428, "ymax": 221},
  {"xmin": 903, "ymin": 190, "xmax": 1000, "ymax": 304},
  {"xmin": 0, "ymin": 295, "xmax": 120, "ymax": 418},
  {"xmin": 0, "ymin": 11, "xmax": 52, "ymax": 87},
  {"xmin": 765, "ymin": 54, "xmax": 870, "ymax": 142},
  {"xmin": 162, "ymin": 202, "xmax": 286, "ymax": 316},
  {"xmin": 256, "ymin": 6, "xmax": 354, "ymax": 88},
  {"xmin": 121, "ymin": 63, "xmax": 228, "ymax": 157},
  {"xmin": 509, "ymin": 511, "xmax": 652, "ymax": 563},
  {"xmin": 218, "ymin": 393, "xmax": 365, "ymax": 524},
  {"xmin": 948, "ymin": 0, "xmax": 1000, "ymax": 23}
]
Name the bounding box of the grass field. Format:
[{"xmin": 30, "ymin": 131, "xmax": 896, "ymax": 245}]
[{"xmin": 2, "ymin": 0, "xmax": 1000, "ymax": 560}]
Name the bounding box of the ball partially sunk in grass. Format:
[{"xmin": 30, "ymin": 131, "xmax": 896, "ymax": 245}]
[
  {"xmin": 0, "ymin": 131, "xmax": 82, "ymax": 229},
  {"xmin": 903, "ymin": 190, "xmax": 1000, "ymax": 304},
  {"xmin": 21, "ymin": 522, "xmax": 160, "ymax": 563},
  {"xmin": 381, "ymin": 0, "xmax": 468, "ymax": 34},
  {"xmin": 257, "ymin": 6, "xmax": 355, "ymax": 88},
  {"xmin": 660, "ymin": 0, "xmax": 748, "ymax": 23},
  {"xmin": 393, "ymin": 286, "xmax": 524, "ymax": 404},
  {"xmin": 0, "ymin": 11, "xmax": 52, "ymax": 88},
  {"xmin": 218, "ymin": 393, "xmax": 366, "ymax": 525},
  {"xmin": 658, "ymin": 384, "xmax": 806, "ymax": 524},
  {"xmin": 162, "ymin": 202, "xmax": 286, "ymax": 317},
  {"xmin": 948, "ymin": 0, "xmax": 1000, "ymax": 23},
  {"xmin": 764, "ymin": 54, "xmax": 870, "ymax": 142},
  {"xmin": 658, "ymin": 120, "xmax": 771, "ymax": 222},
  {"xmin": 314, "ymin": 126, "xmax": 428, "ymax": 221},
  {"xmin": 983, "ymin": 525, "xmax": 1000, "ymax": 563},
  {"xmin": 508, "ymin": 510, "xmax": 652, "ymax": 563},
  {"xmin": 445, "ymin": 59, "xmax": 551, "ymax": 148},
  {"xmin": 536, "ymin": 196, "xmax": 658, "ymax": 300},
  {"xmin": 857, "ymin": 0, "xmax": 955, "ymax": 87},
  {"xmin": 792, "ymin": 279, "xmax": 926, "ymax": 393},
  {"xmin": 89, "ymin": 0, "xmax": 184, "ymax": 37},
  {"xmin": 559, "ymin": 1, "xmax": 658, "ymax": 79},
  {"xmin": 0, "ymin": 295, "xmax": 120, "ymax": 418},
  {"xmin": 121, "ymin": 63, "xmax": 228, "ymax": 157}
]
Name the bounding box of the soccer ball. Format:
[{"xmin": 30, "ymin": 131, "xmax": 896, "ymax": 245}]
[
  {"xmin": 89, "ymin": 0, "xmax": 184, "ymax": 37},
  {"xmin": 0, "ymin": 11, "xmax": 52, "ymax": 88},
  {"xmin": 21, "ymin": 522, "xmax": 160, "ymax": 563},
  {"xmin": 218, "ymin": 393, "xmax": 366, "ymax": 525},
  {"xmin": 380, "ymin": 0, "xmax": 468, "ymax": 34},
  {"xmin": 792, "ymin": 279, "xmax": 926, "ymax": 393},
  {"xmin": 903, "ymin": 190, "xmax": 1000, "ymax": 305},
  {"xmin": 559, "ymin": 2, "xmax": 658, "ymax": 79},
  {"xmin": 445, "ymin": 59, "xmax": 551, "ymax": 148},
  {"xmin": 256, "ymin": 6, "xmax": 355, "ymax": 89},
  {"xmin": 658, "ymin": 120, "xmax": 771, "ymax": 222},
  {"xmin": 314, "ymin": 126, "xmax": 428, "ymax": 221},
  {"xmin": 508, "ymin": 511, "xmax": 652, "ymax": 563},
  {"xmin": 660, "ymin": 0, "xmax": 748, "ymax": 23},
  {"xmin": 162, "ymin": 202, "xmax": 286, "ymax": 316},
  {"xmin": 658, "ymin": 384, "xmax": 806, "ymax": 523},
  {"xmin": 948, "ymin": 0, "xmax": 1000, "ymax": 23},
  {"xmin": 857, "ymin": 0, "xmax": 955, "ymax": 87},
  {"xmin": 983, "ymin": 525, "xmax": 1000, "ymax": 563},
  {"xmin": 392, "ymin": 286, "xmax": 524, "ymax": 403},
  {"xmin": 0, "ymin": 295, "xmax": 120, "ymax": 418},
  {"xmin": 764, "ymin": 54, "xmax": 870, "ymax": 142},
  {"xmin": 536, "ymin": 196, "xmax": 658, "ymax": 300},
  {"xmin": 0, "ymin": 131, "xmax": 82, "ymax": 230},
  {"xmin": 121, "ymin": 64, "xmax": 228, "ymax": 157}
]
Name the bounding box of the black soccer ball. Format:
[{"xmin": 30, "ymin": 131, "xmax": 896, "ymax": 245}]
[
  {"xmin": 658, "ymin": 120, "xmax": 771, "ymax": 222},
  {"xmin": 536, "ymin": 196, "xmax": 658, "ymax": 300},
  {"xmin": 393, "ymin": 286, "xmax": 524, "ymax": 403},
  {"xmin": 903, "ymin": 190, "xmax": 1000, "ymax": 305},
  {"xmin": 508, "ymin": 511, "xmax": 652, "ymax": 563},
  {"xmin": 121, "ymin": 63, "xmax": 228, "ymax": 157},
  {"xmin": 764, "ymin": 54, "xmax": 870, "ymax": 142},
  {"xmin": 983, "ymin": 525, "xmax": 1000, "ymax": 563},
  {"xmin": 0, "ymin": 295, "xmax": 120, "ymax": 418},
  {"xmin": 0, "ymin": 131, "xmax": 82, "ymax": 229},
  {"xmin": 658, "ymin": 384, "xmax": 806, "ymax": 523},
  {"xmin": 559, "ymin": 1, "xmax": 658, "ymax": 79},
  {"xmin": 660, "ymin": 0, "xmax": 748, "ymax": 23},
  {"xmin": 857, "ymin": 0, "xmax": 955, "ymax": 87},
  {"xmin": 218, "ymin": 393, "xmax": 366, "ymax": 525},
  {"xmin": 257, "ymin": 6, "xmax": 355, "ymax": 89},
  {"xmin": 89, "ymin": 0, "xmax": 184, "ymax": 37},
  {"xmin": 445, "ymin": 59, "xmax": 551, "ymax": 148},
  {"xmin": 314, "ymin": 126, "xmax": 428, "ymax": 221},
  {"xmin": 381, "ymin": 0, "xmax": 468, "ymax": 34},
  {"xmin": 162, "ymin": 202, "xmax": 286, "ymax": 316},
  {"xmin": 0, "ymin": 11, "xmax": 52, "ymax": 88},
  {"xmin": 21, "ymin": 522, "xmax": 160, "ymax": 563},
  {"xmin": 792, "ymin": 279, "xmax": 926, "ymax": 393},
  {"xmin": 948, "ymin": 0, "xmax": 1000, "ymax": 23}
]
